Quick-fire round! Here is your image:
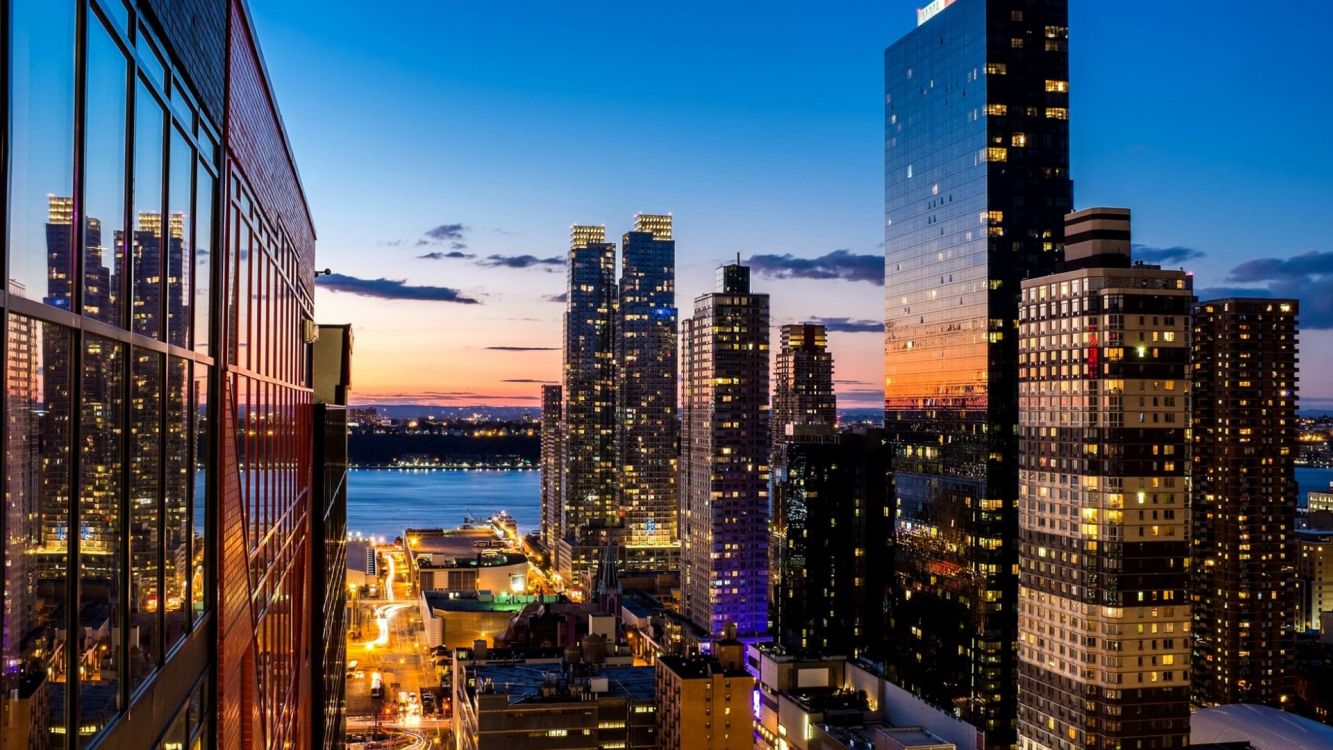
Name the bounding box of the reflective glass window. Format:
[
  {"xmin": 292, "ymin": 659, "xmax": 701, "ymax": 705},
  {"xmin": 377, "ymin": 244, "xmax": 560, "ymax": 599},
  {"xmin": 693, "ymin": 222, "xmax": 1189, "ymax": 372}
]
[
  {"xmin": 167, "ymin": 128, "xmax": 193, "ymax": 348},
  {"xmin": 130, "ymin": 347, "xmax": 162, "ymax": 692},
  {"xmin": 80, "ymin": 334, "xmax": 125, "ymax": 742},
  {"xmin": 3, "ymin": 316, "xmax": 72, "ymax": 744},
  {"xmin": 192, "ymin": 366, "xmax": 209, "ymax": 623},
  {"xmin": 165, "ymin": 357, "xmax": 190, "ymax": 650},
  {"xmin": 193, "ymin": 162, "xmax": 215, "ymax": 356},
  {"xmin": 133, "ymin": 81, "xmax": 165, "ymax": 339},
  {"xmin": 84, "ymin": 11, "xmax": 130, "ymax": 326},
  {"xmin": 7, "ymin": 0, "xmax": 76, "ymax": 307}
]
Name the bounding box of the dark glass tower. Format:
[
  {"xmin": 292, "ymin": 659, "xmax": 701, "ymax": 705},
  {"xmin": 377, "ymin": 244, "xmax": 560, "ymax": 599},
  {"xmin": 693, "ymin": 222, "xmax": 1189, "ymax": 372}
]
[
  {"xmin": 773, "ymin": 429, "xmax": 891, "ymax": 656},
  {"xmin": 882, "ymin": 0, "xmax": 1073, "ymax": 744},
  {"xmin": 1191, "ymin": 298, "xmax": 1299, "ymax": 708}
]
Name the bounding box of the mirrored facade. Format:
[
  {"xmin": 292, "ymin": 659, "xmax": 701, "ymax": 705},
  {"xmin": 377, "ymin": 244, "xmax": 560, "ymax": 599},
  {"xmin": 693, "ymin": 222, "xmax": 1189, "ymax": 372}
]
[
  {"xmin": 2, "ymin": 0, "xmax": 329, "ymax": 747},
  {"xmin": 883, "ymin": 0, "xmax": 1073, "ymax": 745}
]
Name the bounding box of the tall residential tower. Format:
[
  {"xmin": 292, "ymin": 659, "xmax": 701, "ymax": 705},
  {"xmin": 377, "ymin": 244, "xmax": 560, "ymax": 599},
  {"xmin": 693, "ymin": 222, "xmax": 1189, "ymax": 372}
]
[
  {"xmin": 882, "ymin": 1, "xmax": 1073, "ymax": 743},
  {"xmin": 680, "ymin": 262, "xmax": 770, "ymax": 639},
  {"xmin": 561, "ymin": 225, "xmax": 618, "ymax": 584},
  {"xmin": 617, "ymin": 214, "xmax": 679, "ymax": 563},
  {"xmin": 1017, "ymin": 209, "xmax": 1193, "ymax": 750},
  {"xmin": 1191, "ymin": 298, "xmax": 1300, "ymax": 708}
]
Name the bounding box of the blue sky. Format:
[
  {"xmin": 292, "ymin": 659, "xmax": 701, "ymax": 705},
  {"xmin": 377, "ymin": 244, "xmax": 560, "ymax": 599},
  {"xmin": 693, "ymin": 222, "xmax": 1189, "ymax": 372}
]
[{"xmin": 248, "ymin": 0, "xmax": 1333, "ymax": 408}]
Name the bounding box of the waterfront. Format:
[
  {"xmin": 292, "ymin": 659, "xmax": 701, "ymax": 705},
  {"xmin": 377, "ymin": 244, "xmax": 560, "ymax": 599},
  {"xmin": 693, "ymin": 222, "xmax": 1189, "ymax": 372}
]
[
  {"xmin": 347, "ymin": 468, "xmax": 541, "ymax": 540},
  {"xmin": 340, "ymin": 466, "xmax": 1333, "ymax": 542}
]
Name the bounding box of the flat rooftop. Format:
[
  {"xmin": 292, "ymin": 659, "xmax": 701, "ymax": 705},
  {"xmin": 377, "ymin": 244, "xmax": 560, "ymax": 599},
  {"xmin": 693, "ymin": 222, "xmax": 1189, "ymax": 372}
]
[
  {"xmin": 422, "ymin": 591, "xmax": 556, "ymax": 613},
  {"xmin": 472, "ymin": 664, "xmax": 655, "ymax": 704}
]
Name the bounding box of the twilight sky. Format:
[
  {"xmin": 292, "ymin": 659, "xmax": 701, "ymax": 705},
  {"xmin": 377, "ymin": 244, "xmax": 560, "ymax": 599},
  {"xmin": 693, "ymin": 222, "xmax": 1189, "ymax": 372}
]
[{"xmin": 248, "ymin": 1, "xmax": 1333, "ymax": 410}]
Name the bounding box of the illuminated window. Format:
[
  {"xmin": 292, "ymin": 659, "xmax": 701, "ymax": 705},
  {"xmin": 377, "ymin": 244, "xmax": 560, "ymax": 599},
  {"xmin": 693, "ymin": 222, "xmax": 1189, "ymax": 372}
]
[
  {"xmin": 1046, "ymin": 107, "xmax": 1068, "ymax": 120},
  {"xmin": 986, "ymin": 63, "xmax": 1007, "ymax": 75},
  {"xmin": 986, "ymin": 147, "xmax": 1008, "ymax": 162},
  {"xmin": 1012, "ymin": 133, "xmax": 1027, "ymax": 147},
  {"xmin": 987, "ymin": 103, "xmax": 1008, "ymax": 116},
  {"xmin": 1045, "ymin": 80, "xmax": 1069, "ymax": 93}
]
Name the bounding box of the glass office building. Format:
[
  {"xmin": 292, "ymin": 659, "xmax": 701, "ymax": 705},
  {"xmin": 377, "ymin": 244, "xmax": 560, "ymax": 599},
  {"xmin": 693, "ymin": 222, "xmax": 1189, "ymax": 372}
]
[
  {"xmin": 1, "ymin": 0, "xmax": 340, "ymax": 747},
  {"xmin": 882, "ymin": 0, "xmax": 1072, "ymax": 745}
]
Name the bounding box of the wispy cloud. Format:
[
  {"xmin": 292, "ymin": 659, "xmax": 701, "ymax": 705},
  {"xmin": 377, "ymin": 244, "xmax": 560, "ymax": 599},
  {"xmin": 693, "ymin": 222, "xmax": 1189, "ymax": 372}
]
[
  {"xmin": 478, "ymin": 254, "xmax": 565, "ymax": 270},
  {"xmin": 807, "ymin": 316, "xmax": 883, "ymax": 333},
  {"xmin": 543, "ymin": 292, "xmax": 568, "ymax": 304},
  {"xmin": 503, "ymin": 378, "xmax": 558, "ymax": 384},
  {"xmin": 1132, "ymin": 244, "xmax": 1204, "ymax": 265},
  {"xmin": 316, "ymin": 273, "xmax": 481, "ymax": 304},
  {"xmin": 485, "ymin": 346, "xmax": 558, "ymax": 352},
  {"xmin": 425, "ymin": 223, "xmax": 467, "ymax": 242},
  {"xmin": 749, "ymin": 250, "xmax": 883, "ymax": 285},
  {"xmin": 1208, "ymin": 249, "xmax": 1333, "ymax": 328},
  {"xmin": 418, "ymin": 250, "xmax": 475, "ymax": 260}
]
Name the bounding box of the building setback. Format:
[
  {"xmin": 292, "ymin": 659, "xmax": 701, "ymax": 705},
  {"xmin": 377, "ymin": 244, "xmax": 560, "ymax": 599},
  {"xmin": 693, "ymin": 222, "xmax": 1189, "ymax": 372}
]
[
  {"xmin": 1016, "ymin": 209, "xmax": 1193, "ymax": 750},
  {"xmin": 882, "ymin": 0, "xmax": 1073, "ymax": 744},
  {"xmin": 680, "ymin": 262, "xmax": 770, "ymax": 640},
  {"xmin": 0, "ymin": 0, "xmax": 345, "ymax": 747},
  {"xmin": 616, "ymin": 214, "xmax": 679, "ymax": 562},
  {"xmin": 1191, "ymin": 297, "xmax": 1300, "ymax": 708}
]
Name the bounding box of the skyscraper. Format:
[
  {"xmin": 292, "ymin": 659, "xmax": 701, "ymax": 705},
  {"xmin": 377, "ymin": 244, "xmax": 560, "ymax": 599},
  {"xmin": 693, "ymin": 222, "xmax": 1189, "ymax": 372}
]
[
  {"xmin": 1016, "ymin": 209, "xmax": 1193, "ymax": 750},
  {"xmin": 769, "ymin": 323, "xmax": 836, "ymax": 640},
  {"xmin": 772, "ymin": 429, "xmax": 892, "ymax": 656},
  {"xmin": 1191, "ymin": 297, "xmax": 1300, "ymax": 708},
  {"xmin": 561, "ymin": 225, "xmax": 618, "ymax": 585},
  {"xmin": 540, "ymin": 384, "xmax": 564, "ymax": 558},
  {"xmin": 2, "ymin": 2, "xmax": 342, "ymax": 746},
  {"xmin": 617, "ymin": 214, "xmax": 679, "ymax": 559},
  {"xmin": 680, "ymin": 262, "xmax": 769, "ymax": 640},
  {"xmin": 882, "ymin": 0, "xmax": 1073, "ymax": 743}
]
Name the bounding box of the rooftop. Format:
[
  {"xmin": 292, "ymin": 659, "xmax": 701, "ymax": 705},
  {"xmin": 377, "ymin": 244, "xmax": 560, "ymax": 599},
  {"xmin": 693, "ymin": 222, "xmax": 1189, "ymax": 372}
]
[
  {"xmin": 1192, "ymin": 704, "xmax": 1333, "ymax": 750},
  {"xmin": 658, "ymin": 653, "xmax": 750, "ymax": 680},
  {"xmin": 422, "ymin": 590, "xmax": 556, "ymax": 613},
  {"xmin": 472, "ymin": 663, "xmax": 654, "ymax": 704}
]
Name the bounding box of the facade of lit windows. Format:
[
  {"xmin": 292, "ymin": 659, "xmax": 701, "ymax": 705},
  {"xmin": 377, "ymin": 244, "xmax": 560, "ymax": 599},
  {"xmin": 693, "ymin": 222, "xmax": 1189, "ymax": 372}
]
[
  {"xmin": 1191, "ymin": 297, "xmax": 1299, "ymax": 708},
  {"xmin": 561, "ymin": 225, "xmax": 617, "ymax": 586},
  {"xmin": 882, "ymin": 1, "xmax": 1073, "ymax": 744},
  {"xmin": 1, "ymin": 1, "xmax": 339, "ymax": 747},
  {"xmin": 540, "ymin": 384, "xmax": 564, "ymax": 559},
  {"xmin": 680, "ymin": 263, "xmax": 769, "ymax": 640},
  {"xmin": 1016, "ymin": 209, "xmax": 1193, "ymax": 750},
  {"xmin": 655, "ymin": 637, "xmax": 754, "ymax": 750},
  {"xmin": 616, "ymin": 214, "xmax": 679, "ymax": 560}
]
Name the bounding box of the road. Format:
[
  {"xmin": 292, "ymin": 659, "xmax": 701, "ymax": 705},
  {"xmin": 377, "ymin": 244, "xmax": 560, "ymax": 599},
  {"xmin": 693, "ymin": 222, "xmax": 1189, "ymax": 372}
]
[{"xmin": 346, "ymin": 543, "xmax": 449, "ymax": 748}]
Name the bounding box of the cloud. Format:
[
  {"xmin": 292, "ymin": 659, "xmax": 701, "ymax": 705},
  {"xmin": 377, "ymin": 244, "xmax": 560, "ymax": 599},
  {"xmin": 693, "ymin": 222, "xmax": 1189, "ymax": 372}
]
[
  {"xmin": 1228, "ymin": 250, "xmax": 1333, "ymax": 283},
  {"xmin": 543, "ymin": 292, "xmax": 568, "ymax": 304},
  {"xmin": 425, "ymin": 223, "xmax": 467, "ymax": 242},
  {"xmin": 316, "ymin": 273, "xmax": 481, "ymax": 304},
  {"xmin": 807, "ymin": 316, "xmax": 883, "ymax": 333},
  {"xmin": 835, "ymin": 379, "xmax": 875, "ymax": 385},
  {"xmin": 1213, "ymin": 249, "xmax": 1333, "ymax": 329},
  {"xmin": 485, "ymin": 346, "xmax": 558, "ymax": 352},
  {"xmin": 1132, "ymin": 244, "xmax": 1204, "ymax": 265},
  {"xmin": 478, "ymin": 254, "xmax": 565, "ymax": 270},
  {"xmin": 749, "ymin": 250, "xmax": 883, "ymax": 285},
  {"xmin": 352, "ymin": 391, "xmax": 539, "ymax": 404},
  {"xmin": 503, "ymin": 378, "xmax": 558, "ymax": 384},
  {"xmin": 418, "ymin": 250, "xmax": 475, "ymax": 260},
  {"xmin": 451, "ymin": 241, "xmax": 468, "ymax": 250}
]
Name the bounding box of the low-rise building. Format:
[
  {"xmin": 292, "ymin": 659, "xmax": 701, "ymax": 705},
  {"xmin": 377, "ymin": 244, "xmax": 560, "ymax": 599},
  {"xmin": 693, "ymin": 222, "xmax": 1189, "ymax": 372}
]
[
  {"xmin": 1296, "ymin": 529, "xmax": 1333, "ymax": 633},
  {"xmin": 655, "ymin": 634, "xmax": 754, "ymax": 750},
  {"xmin": 451, "ymin": 649, "xmax": 655, "ymax": 750},
  {"xmin": 420, "ymin": 591, "xmax": 557, "ymax": 648}
]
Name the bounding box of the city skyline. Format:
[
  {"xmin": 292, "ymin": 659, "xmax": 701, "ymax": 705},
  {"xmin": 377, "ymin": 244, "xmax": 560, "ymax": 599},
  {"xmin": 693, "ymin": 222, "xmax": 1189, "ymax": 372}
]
[{"xmin": 248, "ymin": 0, "xmax": 1333, "ymax": 410}]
